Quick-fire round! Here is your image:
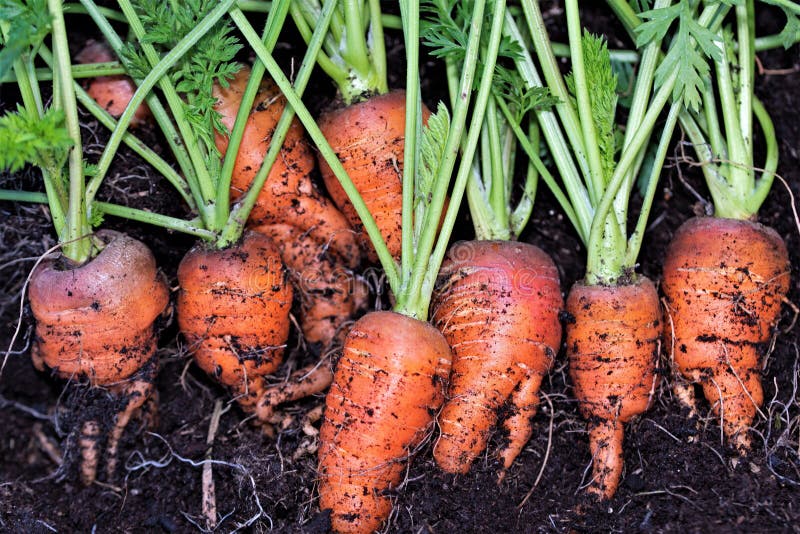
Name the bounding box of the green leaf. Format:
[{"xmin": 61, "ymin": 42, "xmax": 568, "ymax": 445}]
[
  {"xmin": 416, "ymin": 102, "xmax": 451, "ymax": 213},
  {"xmin": 568, "ymin": 31, "xmax": 618, "ymax": 184},
  {"xmin": 492, "ymin": 66, "xmax": 558, "ymax": 123},
  {"xmin": 641, "ymin": 0, "xmax": 722, "ymax": 111},
  {"xmin": 0, "ymin": 105, "xmax": 72, "ymax": 173},
  {"xmin": 0, "ymin": 0, "xmax": 52, "ymax": 79},
  {"xmin": 772, "ymin": 6, "xmax": 800, "ymax": 49}
]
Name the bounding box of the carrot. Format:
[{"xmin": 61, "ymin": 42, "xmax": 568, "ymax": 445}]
[
  {"xmin": 318, "ymin": 91, "xmax": 430, "ymax": 261},
  {"xmin": 503, "ymin": 0, "xmax": 689, "ymax": 500},
  {"xmin": 253, "ymin": 222, "xmax": 367, "ymax": 347},
  {"xmin": 565, "ymin": 277, "xmax": 661, "ymax": 499},
  {"xmin": 430, "ymin": 240, "xmax": 563, "ymax": 475},
  {"xmin": 28, "ymin": 230, "xmax": 169, "ymax": 482},
  {"xmin": 75, "ymin": 40, "xmax": 151, "ymax": 127},
  {"xmin": 317, "ymin": 311, "xmax": 452, "ymax": 533},
  {"xmin": 213, "ymin": 68, "xmax": 360, "ymax": 266},
  {"xmin": 662, "ymin": 217, "xmax": 790, "ymax": 449},
  {"xmin": 176, "ymin": 230, "xmax": 293, "ymax": 410}
]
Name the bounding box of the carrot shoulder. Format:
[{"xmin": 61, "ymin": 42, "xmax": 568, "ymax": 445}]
[
  {"xmin": 318, "ymin": 311, "xmax": 452, "ymax": 533},
  {"xmin": 662, "ymin": 216, "xmax": 790, "ymax": 450},
  {"xmin": 566, "ymin": 276, "xmax": 661, "ymax": 499},
  {"xmin": 431, "ymin": 240, "xmax": 563, "ymax": 475}
]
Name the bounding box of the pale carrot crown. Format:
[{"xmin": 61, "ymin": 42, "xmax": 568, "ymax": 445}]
[{"xmin": 291, "ymin": 0, "xmax": 388, "ymax": 105}]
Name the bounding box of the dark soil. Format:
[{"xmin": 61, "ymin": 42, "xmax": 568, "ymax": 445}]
[{"xmin": 2, "ymin": 4, "xmax": 799, "ymax": 533}]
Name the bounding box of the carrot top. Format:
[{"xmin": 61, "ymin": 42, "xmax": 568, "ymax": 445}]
[
  {"xmin": 503, "ymin": 0, "xmax": 726, "ymax": 285},
  {"xmin": 290, "ymin": 0, "xmax": 388, "ymax": 105},
  {"xmin": 611, "ymin": 0, "xmax": 780, "ymax": 221}
]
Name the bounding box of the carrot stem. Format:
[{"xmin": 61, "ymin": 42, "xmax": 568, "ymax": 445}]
[
  {"xmin": 416, "ymin": 0, "xmax": 506, "ymax": 318},
  {"xmin": 76, "ymin": 0, "xmax": 200, "ymax": 199},
  {"xmin": 400, "ymin": 0, "xmax": 421, "ymax": 279},
  {"xmin": 49, "ymin": 0, "xmax": 91, "ymax": 264}
]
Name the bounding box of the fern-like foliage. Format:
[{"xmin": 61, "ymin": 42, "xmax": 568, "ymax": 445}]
[
  {"xmin": 122, "ymin": 0, "xmax": 242, "ymax": 161},
  {"xmin": 0, "ymin": 0, "xmax": 51, "ymax": 79},
  {"xmin": 0, "ymin": 105, "xmax": 72, "ymax": 174}
]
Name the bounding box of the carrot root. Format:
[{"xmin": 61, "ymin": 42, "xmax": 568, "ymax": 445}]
[
  {"xmin": 318, "ymin": 91, "xmax": 430, "ymax": 261},
  {"xmin": 662, "ymin": 217, "xmax": 790, "ymax": 451},
  {"xmin": 567, "ymin": 276, "xmax": 661, "ymax": 499},
  {"xmin": 318, "ymin": 311, "xmax": 452, "ymax": 533},
  {"xmin": 177, "ymin": 230, "xmax": 292, "ymax": 410},
  {"xmin": 431, "ymin": 241, "xmax": 563, "ymax": 475}
]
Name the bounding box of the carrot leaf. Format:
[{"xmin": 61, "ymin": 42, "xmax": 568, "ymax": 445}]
[
  {"xmin": 0, "ymin": 105, "xmax": 72, "ymax": 174},
  {"xmin": 635, "ymin": 0, "xmax": 724, "ymax": 110},
  {"xmin": 415, "ymin": 101, "xmax": 450, "ymax": 237},
  {"xmin": 0, "ymin": 0, "xmax": 51, "ymax": 79},
  {"xmin": 566, "ymin": 31, "xmax": 618, "ymax": 185}
]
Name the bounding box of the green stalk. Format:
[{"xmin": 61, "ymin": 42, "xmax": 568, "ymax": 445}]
[
  {"xmin": 510, "ymin": 127, "xmax": 539, "ymax": 237},
  {"xmin": 504, "ymin": 12, "xmax": 592, "ymax": 241},
  {"xmin": 0, "ymin": 63, "xmax": 128, "ymax": 82},
  {"xmin": 400, "ymin": 0, "xmax": 421, "ymax": 279},
  {"xmin": 230, "ymin": 8, "xmax": 399, "ymax": 293},
  {"xmin": 216, "ymin": 0, "xmax": 291, "ymax": 232},
  {"xmin": 737, "ymin": 0, "xmax": 755, "ymax": 153},
  {"xmin": 0, "ymin": 190, "xmax": 216, "ymax": 239},
  {"xmin": 77, "ymin": 2, "xmax": 200, "ymax": 204},
  {"xmin": 342, "ymin": 0, "xmax": 371, "ymax": 77},
  {"xmin": 289, "ymin": 1, "xmax": 349, "ymax": 89},
  {"xmin": 218, "ymin": 0, "xmax": 336, "ymax": 246},
  {"xmin": 9, "ymin": 57, "xmax": 68, "ymax": 233},
  {"xmin": 34, "ymin": 46, "xmax": 194, "ymax": 208},
  {"xmin": 367, "ymin": 0, "xmax": 388, "ymax": 94},
  {"xmin": 715, "ymin": 28, "xmax": 751, "ymax": 200},
  {"xmin": 585, "ymin": 70, "xmax": 677, "ymax": 284},
  {"xmin": 565, "ymin": 0, "xmax": 606, "ymax": 200},
  {"xmin": 745, "ymin": 97, "xmax": 779, "ymax": 215},
  {"xmin": 486, "ymin": 99, "xmax": 509, "ymax": 234},
  {"xmin": 625, "ymin": 103, "xmax": 680, "ymax": 266},
  {"xmin": 395, "ymin": 0, "xmax": 489, "ymax": 318},
  {"xmin": 414, "ymin": 0, "xmax": 506, "ymax": 319},
  {"xmin": 106, "ymin": 0, "xmax": 225, "ymax": 218},
  {"xmin": 49, "ymin": 0, "xmax": 91, "ymax": 263},
  {"xmin": 521, "ymin": 0, "xmax": 593, "ymax": 203},
  {"xmin": 84, "ymin": 0, "xmax": 237, "ymax": 224}
]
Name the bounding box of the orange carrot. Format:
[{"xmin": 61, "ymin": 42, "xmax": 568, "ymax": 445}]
[
  {"xmin": 317, "ymin": 91, "xmax": 430, "ymax": 261},
  {"xmin": 28, "ymin": 230, "xmax": 168, "ymax": 482},
  {"xmin": 662, "ymin": 217, "xmax": 790, "ymax": 450},
  {"xmin": 566, "ymin": 277, "xmax": 661, "ymax": 499},
  {"xmin": 430, "ymin": 240, "xmax": 563, "ymax": 476},
  {"xmin": 317, "ymin": 311, "xmax": 452, "ymax": 533},
  {"xmin": 75, "ymin": 40, "xmax": 151, "ymax": 127},
  {"xmin": 213, "ymin": 68, "xmax": 360, "ymax": 266},
  {"xmin": 176, "ymin": 230, "xmax": 292, "ymax": 410},
  {"xmin": 253, "ymin": 222, "xmax": 367, "ymax": 347}
]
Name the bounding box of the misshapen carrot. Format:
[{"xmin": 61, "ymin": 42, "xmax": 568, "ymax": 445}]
[
  {"xmin": 431, "ymin": 240, "xmax": 563, "ymax": 475},
  {"xmin": 662, "ymin": 217, "xmax": 790, "ymax": 450},
  {"xmin": 253, "ymin": 222, "xmax": 367, "ymax": 347},
  {"xmin": 177, "ymin": 230, "xmax": 292, "ymax": 410},
  {"xmin": 318, "ymin": 311, "xmax": 452, "ymax": 533},
  {"xmin": 213, "ymin": 68, "xmax": 360, "ymax": 266},
  {"xmin": 566, "ymin": 277, "xmax": 661, "ymax": 499},
  {"xmin": 29, "ymin": 230, "xmax": 168, "ymax": 482},
  {"xmin": 318, "ymin": 91, "xmax": 430, "ymax": 261}
]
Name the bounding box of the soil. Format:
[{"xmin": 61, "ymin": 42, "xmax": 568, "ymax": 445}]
[{"xmin": 2, "ymin": 3, "xmax": 799, "ymax": 533}]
